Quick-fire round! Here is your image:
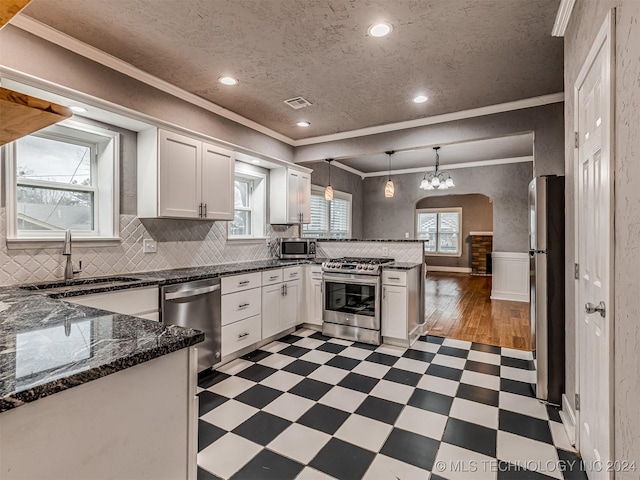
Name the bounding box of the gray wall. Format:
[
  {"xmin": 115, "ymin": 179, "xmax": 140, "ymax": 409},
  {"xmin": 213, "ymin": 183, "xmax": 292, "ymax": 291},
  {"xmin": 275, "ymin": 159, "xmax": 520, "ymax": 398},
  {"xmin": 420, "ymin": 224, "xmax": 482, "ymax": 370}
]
[
  {"xmin": 416, "ymin": 194, "xmax": 493, "ymax": 269},
  {"xmin": 362, "ymin": 162, "xmax": 532, "ymax": 253},
  {"xmin": 564, "ymin": 0, "xmax": 640, "ymax": 468},
  {"xmin": 305, "ymin": 161, "xmax": 364, "ymax": 239}
]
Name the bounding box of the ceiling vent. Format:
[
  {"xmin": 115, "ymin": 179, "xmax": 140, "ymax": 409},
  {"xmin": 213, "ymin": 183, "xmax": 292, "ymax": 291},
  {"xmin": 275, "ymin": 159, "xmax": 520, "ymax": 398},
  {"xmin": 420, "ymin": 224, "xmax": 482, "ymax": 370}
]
[{"xmin": 284, "ymin": 96, "xmax": 312, "ymax": 109}]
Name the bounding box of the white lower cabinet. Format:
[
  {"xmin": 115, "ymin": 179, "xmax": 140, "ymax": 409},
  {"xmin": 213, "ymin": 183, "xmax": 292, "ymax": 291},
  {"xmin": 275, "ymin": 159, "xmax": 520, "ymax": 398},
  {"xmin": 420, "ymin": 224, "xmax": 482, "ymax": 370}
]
[
  {"xmin": 262, "ymin": 277, "xmax": 301, "ymax": 338},
  {"xmin": 381, "ymin": 284, "xmax": 408, "ymax": 340},
  {"xmin": 221, "ymin": 314, "xmax": 262, "ymax": 357},
  {"xmin": 220, "ymin": 273, "xmax": 262, "ymax": 357},
  {"xmin": 306, "ymin": 266, "xmax": 323, "ymax": 327}
]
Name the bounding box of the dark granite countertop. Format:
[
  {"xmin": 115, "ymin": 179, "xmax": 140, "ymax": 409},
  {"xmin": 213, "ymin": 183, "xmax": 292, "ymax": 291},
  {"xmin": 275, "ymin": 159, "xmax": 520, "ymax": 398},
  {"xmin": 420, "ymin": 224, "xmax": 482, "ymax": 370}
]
[{"xmin": 383, "ymin": 262, "xmax": 424, "ymax": 270}]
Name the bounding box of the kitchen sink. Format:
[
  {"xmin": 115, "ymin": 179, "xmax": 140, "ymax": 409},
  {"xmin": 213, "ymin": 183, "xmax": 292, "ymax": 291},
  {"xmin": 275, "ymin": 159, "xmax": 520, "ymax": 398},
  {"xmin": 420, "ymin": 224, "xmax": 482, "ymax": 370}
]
[{"xmin": 20, "ymin": 276, "xmax": 141, "ymax": 291}]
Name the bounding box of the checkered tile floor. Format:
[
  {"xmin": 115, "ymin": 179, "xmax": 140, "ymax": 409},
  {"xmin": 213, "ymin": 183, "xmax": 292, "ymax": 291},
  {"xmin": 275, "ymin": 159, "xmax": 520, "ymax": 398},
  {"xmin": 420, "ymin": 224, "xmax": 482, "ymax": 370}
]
[{"xmin": 196, "ymin": 329, "xmax": 586, "ymax": 480}]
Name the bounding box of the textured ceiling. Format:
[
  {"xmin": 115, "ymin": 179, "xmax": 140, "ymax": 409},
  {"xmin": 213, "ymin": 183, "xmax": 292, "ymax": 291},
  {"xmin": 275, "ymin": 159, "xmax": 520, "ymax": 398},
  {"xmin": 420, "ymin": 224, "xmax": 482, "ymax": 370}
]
[
  {"xmin": 23, "ymin": 0, "xmax": 563, "ymax": 140},
  {"xmin": 333, "ymin": 133, "xmax": 534, "ymax": 174}
]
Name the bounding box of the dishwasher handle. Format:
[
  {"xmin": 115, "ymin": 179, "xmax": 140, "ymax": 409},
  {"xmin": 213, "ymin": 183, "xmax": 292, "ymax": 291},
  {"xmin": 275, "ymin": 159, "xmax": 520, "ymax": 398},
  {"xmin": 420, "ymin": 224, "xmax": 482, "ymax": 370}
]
[{"xmin": 165, "ymin": 284, "xmax": 220, "ymax": 301}]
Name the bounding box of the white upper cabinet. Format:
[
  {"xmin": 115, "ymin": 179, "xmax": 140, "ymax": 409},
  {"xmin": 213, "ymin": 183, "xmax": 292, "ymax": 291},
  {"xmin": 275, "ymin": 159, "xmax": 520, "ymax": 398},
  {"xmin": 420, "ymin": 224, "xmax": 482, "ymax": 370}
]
[
  {"xmin": 269, "ymin": 167, "xmax": 311, "ymax": 224},
  {"xmin": 138, "ymin": 128, "xmax": 234, "ymax": 220}
]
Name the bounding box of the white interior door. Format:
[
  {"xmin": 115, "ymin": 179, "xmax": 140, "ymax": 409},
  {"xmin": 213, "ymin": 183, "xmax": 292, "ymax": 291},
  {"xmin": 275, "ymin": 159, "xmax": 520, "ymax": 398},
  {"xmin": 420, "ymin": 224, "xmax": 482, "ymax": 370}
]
[{"xmin": 575, "ymin": 12, "xmax": 614, "ymax": 479}]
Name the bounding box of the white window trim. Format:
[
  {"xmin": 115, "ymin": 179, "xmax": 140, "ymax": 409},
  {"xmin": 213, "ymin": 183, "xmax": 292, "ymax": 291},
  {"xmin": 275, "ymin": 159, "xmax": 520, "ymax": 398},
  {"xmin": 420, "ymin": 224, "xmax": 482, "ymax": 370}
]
[
  {"xmin": 415, "ymin": 207, "xmax": 463, "ymax": 257},
  {"xmin": 303, "ymin": 184, "xmax": 352, "ymax": 239},
  {"xmin": 227, "ymin": 164, "xmax": 267, "ymax": 242},
  {"xmin": 5, "ymin": 119, "xmax": 120, "ymax": 247}
]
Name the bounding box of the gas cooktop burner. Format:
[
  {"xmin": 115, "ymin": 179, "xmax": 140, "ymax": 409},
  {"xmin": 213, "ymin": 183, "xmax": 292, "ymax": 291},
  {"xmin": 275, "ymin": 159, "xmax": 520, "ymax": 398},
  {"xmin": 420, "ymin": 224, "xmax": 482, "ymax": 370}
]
[{"xmin": 322, "ymin": 257, "xmax": 395, "ymax": 275}]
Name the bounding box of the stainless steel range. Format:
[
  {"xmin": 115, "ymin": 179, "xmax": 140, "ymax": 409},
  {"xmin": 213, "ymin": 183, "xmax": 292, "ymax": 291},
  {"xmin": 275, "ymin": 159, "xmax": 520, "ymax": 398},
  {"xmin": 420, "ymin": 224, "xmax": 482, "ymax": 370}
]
[{"xmin": 322, "ymin": 257, "xmax": 394, "ymax": 345}]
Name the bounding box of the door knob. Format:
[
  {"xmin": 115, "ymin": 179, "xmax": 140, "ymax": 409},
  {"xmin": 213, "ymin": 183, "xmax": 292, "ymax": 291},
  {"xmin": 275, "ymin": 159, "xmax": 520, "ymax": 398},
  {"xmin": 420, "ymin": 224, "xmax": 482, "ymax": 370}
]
[{"xmin": 585, "ymin": 301, "xmax": 606, "ymax": 318}]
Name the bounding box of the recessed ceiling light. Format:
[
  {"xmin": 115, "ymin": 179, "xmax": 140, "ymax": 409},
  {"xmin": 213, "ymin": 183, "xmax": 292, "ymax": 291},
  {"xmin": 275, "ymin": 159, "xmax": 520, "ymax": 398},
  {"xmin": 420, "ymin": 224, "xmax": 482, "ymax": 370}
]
[
  {"xmin": 368, "ymin": 23, "xmax": 392, "ymax": 37},
  {"xmin": 296, "ymin": 121, "xmax": 311, "ymax": 127},
  {"xmin": 218, "ymin": 76, "xmax": 238, "ymax": 86},
  {"xmin": 413, "ymin": 95, "xmax": 428, "ymax": 104},
  {"xmin": 251, "ymin": 159, "xmax": 261, "ymax": 164},
  {"xmin": 69, "ymin": 106, "xmax": 87, "ymax": 113}
]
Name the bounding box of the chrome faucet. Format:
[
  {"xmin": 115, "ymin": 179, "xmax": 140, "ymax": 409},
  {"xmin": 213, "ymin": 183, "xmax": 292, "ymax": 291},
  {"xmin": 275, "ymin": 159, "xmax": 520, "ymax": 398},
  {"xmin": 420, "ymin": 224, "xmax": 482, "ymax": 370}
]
[{"xmin": 63, "ymin": 230, "xmax": 82, "ymax": 282}]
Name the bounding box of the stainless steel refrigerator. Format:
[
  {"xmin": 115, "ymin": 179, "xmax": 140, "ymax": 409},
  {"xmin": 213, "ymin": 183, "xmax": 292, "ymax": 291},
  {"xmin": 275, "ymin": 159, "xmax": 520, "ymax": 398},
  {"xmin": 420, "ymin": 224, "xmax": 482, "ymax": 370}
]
[{"xmin": 529, "ymin": 175, "xmax": 565, "ymax": 405}]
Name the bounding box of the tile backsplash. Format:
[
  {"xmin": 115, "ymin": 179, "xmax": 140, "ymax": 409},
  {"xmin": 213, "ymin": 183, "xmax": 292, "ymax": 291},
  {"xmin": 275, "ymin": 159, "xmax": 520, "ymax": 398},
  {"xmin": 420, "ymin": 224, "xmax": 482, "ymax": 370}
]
[
  {"xmin": 316, "ymin": 241, "xmax": 424, "ymax": 264},
  {"xmin": 0, "ymin": 209, "xmax": 295, "ymax": 286}
]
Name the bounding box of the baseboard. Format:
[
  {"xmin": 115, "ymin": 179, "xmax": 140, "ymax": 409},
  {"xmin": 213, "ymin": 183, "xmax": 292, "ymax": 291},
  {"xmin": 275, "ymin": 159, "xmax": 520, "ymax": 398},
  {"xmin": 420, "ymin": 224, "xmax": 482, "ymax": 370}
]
[
  {"xmin": 559, "ymin": 393, "xmax": 577, "ymax": 446},
  {"xmin": 426, "ymin": 265, "xmax": 472, "ymax": 273},
  {"xmin": 490, "ymin": 292, "xmax": 530, "ymax": 302}
]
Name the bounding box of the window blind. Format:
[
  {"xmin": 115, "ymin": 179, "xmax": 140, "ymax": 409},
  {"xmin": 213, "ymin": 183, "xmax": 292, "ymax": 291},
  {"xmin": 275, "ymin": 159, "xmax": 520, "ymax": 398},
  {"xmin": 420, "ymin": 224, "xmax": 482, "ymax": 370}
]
[
  {"xmin": 303, "ymin": 193, "xmax": 329, "ymax": 236},
  {"xmin": 330, "ymin": 197, "xmax": 351, "ymax": 238}
]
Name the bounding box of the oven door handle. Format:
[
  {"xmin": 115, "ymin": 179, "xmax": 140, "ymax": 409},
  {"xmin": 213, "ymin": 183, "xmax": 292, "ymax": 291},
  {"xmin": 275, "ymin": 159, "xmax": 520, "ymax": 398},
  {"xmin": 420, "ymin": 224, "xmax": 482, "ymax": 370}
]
[{"xmin": 322, "ymin": 273, "xmax": 380, "ymax": 286}]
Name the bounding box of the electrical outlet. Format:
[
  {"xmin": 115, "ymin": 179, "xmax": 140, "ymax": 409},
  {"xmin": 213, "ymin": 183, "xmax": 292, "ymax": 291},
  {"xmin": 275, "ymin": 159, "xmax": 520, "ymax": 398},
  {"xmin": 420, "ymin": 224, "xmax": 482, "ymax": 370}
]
[
  {"xmin": 405, "ymin": 232, "xmax": 410, "ymax": 239},
  {"xmin": 143, "ymin": 239, "xmax": 157, "ymax": 253},
  {"xmin": 382, "ymin": 246, "xmax": 389, "ymax": 257}
]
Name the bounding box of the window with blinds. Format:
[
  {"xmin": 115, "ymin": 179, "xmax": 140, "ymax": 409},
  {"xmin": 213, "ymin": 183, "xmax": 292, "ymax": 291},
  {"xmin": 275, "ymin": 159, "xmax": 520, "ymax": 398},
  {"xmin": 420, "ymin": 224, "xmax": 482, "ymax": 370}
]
[
  {"xmin": 415, "ymin": 208, "xmax": 462, "ymax": 256},
  {"xmin": 303, "ymin": 186, "xmax": 352, "ymax": 238}
]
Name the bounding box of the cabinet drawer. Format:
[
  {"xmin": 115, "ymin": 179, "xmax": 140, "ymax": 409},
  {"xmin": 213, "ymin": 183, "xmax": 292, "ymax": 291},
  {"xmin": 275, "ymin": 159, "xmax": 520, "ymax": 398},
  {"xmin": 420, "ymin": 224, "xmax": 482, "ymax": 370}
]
[
  {"xmin": 221, "ymin": 272, "xmax": 261, "ymax": 294},
  {"xmin": 309, "ymin": 265, "xmax": 323, "ymax": 280},
  {"xmin": 66, "ymin": 286, "xmax": 159, "ymax": 316},
  {"xmin": 283, "ymin": 266, "xmax": 302, "ymax": 281},
  {"xmin": 262, "ymin": 269, "xmax": 283, "ymax": 286},
  {"xmin": 222, "ymin": 315, "xmax": 261, "ymax": 357},
  {"xmin": 221, "ymin": 287, "xmax": 261, "ymax": 325},
  {"xmin": 382, "ymin": 271, "xmax": 407, "ymax": 286}
]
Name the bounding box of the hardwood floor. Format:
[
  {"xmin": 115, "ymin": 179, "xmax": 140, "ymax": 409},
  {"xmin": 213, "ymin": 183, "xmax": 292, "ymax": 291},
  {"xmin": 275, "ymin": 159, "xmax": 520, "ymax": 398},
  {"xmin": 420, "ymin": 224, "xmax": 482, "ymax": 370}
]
[{"xmin": 425, "ymin": 272, "xmax": 532, "ymax": 351}]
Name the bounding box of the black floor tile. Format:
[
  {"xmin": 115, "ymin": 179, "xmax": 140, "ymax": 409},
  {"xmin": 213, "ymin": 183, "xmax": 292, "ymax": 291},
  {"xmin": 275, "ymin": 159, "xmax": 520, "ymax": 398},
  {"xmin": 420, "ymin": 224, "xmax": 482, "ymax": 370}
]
[
  {"xmin": 279, "ymin": 334, "xmax": 304, "ymax": 344},
  {"xmin": 557, "ymin": 449, "xmax": 589, "ymax": 480},
  {"xmin": 438, "ymin": 346, "xmax": 470, "ymax": 359},
  {"xmin": 456, "ymin": 383, "xmax": 499, "ymax": 407},
  {"xmin": 280, "ymin": 345, "xmax": 311, "ymax": 358},
  {"xmin": 352, "ymin": 341, "xmax": 378, "ymax": 350},
  {"xmin": 355, "ymin": 396, "xmax": 404, "ymax": 425},
  {"xmin": 465, "ymin": 360, "xmax": 501, "ymax": 376},
  {"xmin": 471, "ymin": 342, "xmax": 501, "ymax": 354},
  {"xmin": 546, "ymin": 406, "xmax": 562, "ymax": 423},
  {"xmin": 317, "ymin": 342, "xmax": 348, "ymax": 354},
  {"xmin": 338, "ymin": 372, "xmax": 380, "ymax": 393},
  {"xmin": 298, "ymin": 403, "xmax": 350, "ymax": 435},
  {"xmin": 501, "ymin": 356, "xmax": 534, "ymax": 370},
  {"xmin": 241, "ymin": 349, "xmax": 272, "ymax": 362},
  {"xmin": 198, "ymin": 391, "xmax": 229, "ymax": 416},
  {"xmin": 235, "ymin": 384, "xmax": 283, "ymax": 409},
  {"xmin": 230, "ymin": 449, "xmax": 303, "ymax": 480},
  {"xmin": 426, "ymin": 335, "xmax": 445, "ymax": 344},
  {"xmin": 499, "ymin": 410, "xmax": 554, "ymax": 444},
  {"xmin": 198, "ymin": 419, "xmax": 226, "ymax": 452},
  {"xmin": 501, "ymin": 378, "xmax": 535, "ymax": 398},
  {"xmin": 236, "ymin": 364, "xmax": 278, "ymax": 382},
  {"xmin": 443, "ymin": 418, "xmax": 497, "ymax": 457},
  {"xmin": 309, "ymin": 438, "xmax": 376, "ymax": 479},
  {"xmin": 289, "ymin": 378, "xmax": 333, "ymax": 401},
  {"xmin": 408, "ymin": 388, "xmax": 454, "ymax": 416},
  {"xmin": 232, "ymin": 411, "xmax": 291, "ymax": 446},
  {"xmin": 497, "ymin": 461, "xmax": 558, "ymax": 479},
  {"xmin": 309, "ymin": 332, "xmax": 331, "ymax": 341},
  {"xmin": 380, "ymin": 428, "xmax": 440, "ymax": 470},
  {"xmin": 283, "ymin": 359, "xmax": 321, "ymax": 376},
  {"xmin": 365, "ymin": 352, "xmax": 399, "ymax": 366},
  {"xmin": 198, "ymin": 467, "xmax": 222, "ymax": 480},
  {"xmin": 326, "ymin": 355, "xmax": 360, "ymax": 370},
  {"xmin": 403, "ymin": 349, "xmax": 436, "ymax": 362},
  {"xmin": 426, "ymin": 364, "xmax": 463, "ymax": 382},
  {"xmin": 383, "ymin": 367, "xmax": 422, "ymax": 387},
  {"xmin": 198, "ymin": 370, "xmax": 230, "ymax": 389}
]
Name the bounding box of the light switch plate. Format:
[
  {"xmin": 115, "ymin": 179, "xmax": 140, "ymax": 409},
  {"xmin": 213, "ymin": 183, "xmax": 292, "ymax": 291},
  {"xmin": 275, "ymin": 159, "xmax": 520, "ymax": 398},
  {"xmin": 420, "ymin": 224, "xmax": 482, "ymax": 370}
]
[
  {"xmin": 382, "ymin": 246, "xmax": 389, "ymax": 257},
  {"xmin": 143, "ymin": 239, "xmax": 157, "ymax": 253}
]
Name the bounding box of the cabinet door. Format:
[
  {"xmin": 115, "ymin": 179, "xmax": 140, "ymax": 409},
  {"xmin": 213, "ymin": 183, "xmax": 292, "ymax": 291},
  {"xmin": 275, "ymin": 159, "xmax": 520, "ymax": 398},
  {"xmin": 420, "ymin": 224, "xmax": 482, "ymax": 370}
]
[
  {"xmin": 308, "ymin": 279, "xmax": 323, "ymax": 326},
  {"xmin": 287, "ymin": 170, "xmax": 300, "ymax": 223},
  {"xmin": 158, "ymin": 130, "xmax": 202, "ymax": 218},
  {"xmin": 381, "ymin": 285, "xmax": 408, "ymax": 339},
  {"xmin": 201, "ymin": 142, "xmax": 234, "ymax": 220},
  {"xmin": 262, "ymin": 284, "xmax": 283, "ymax": 339},
  {"xmin": 298, "ymin": 173, "xmax": 311, "ymax": 224},
  {"xmin": 281, "ymin": 281, "xmax": 300, "ymax": 329}
]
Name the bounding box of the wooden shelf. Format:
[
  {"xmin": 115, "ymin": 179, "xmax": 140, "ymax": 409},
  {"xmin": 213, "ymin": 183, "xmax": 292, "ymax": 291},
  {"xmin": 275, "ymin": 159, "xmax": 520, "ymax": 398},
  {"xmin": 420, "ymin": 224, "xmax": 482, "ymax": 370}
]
[
  {"xmin": 0, "ymin": 87, "xmax": 73, "ymax": 145},
  {"xmin": 1, "ymin": 0, "xmax": 31, "ymax": 30}
]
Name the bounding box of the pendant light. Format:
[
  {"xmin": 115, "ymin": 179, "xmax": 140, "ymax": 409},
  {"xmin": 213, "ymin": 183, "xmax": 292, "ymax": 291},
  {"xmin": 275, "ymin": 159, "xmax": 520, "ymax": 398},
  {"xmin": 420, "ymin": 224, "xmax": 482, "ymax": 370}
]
[
  {"xmin": 384, "ymin": 150, "xmax": 395, "ymax": 198},
  {"xmin": 324, "ymin": 158, "xmax": 334, "ymax": 201},
  {"xmin": 419, "ymin": 146, "xmax": 455, "ymax": 190}
]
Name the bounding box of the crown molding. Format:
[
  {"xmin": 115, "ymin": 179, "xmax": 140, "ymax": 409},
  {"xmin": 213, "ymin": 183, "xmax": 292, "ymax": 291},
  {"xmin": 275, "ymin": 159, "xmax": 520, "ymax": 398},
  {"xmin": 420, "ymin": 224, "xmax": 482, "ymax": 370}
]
[{"xmin": 552, "ymin": 0, "xmax": 576, "ymax": 37}]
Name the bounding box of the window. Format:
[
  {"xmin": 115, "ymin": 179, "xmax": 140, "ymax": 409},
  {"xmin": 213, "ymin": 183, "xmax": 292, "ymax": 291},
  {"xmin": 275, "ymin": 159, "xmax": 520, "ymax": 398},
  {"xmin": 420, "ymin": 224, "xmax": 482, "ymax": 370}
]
[
  {"xmin": 6, "ymin": 120, "xmax": 120, "ymax": 242},
  {"xmin": 303, "ymin": 185, "xmax": 352, "ymax": 238},
  {"xmin": 416, "ymin": 208, "xmax": 462, "ymax": 256},
  {"xmin": 228, "ymin": 165, "xmax": 266, "ymax": 239}
]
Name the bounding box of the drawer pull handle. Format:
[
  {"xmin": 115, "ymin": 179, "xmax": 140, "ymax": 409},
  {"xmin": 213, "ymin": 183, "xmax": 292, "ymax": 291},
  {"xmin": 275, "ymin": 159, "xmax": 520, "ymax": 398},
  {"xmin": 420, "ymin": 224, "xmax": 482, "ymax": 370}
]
[
  {"xmin": 290, "ymin": 273, "xmax": 298, "ymax": 276},
  {"xmin": 238, "ymin": 303, "xmax": 250, "ymax": 309},
  {"xmin": 270, "ymin": 276, "xmax": 279, "ymax": 280},
  {"xmin": 239, "ymin": 280, "xmax": 250, "ymax": 285},
  {"xmin": 238, "ymin": 332, "xmax": 249, "ymax": 339},
  {"xmin": 388, "ymin": 276, "xmax": 401, "ymax": 280}
]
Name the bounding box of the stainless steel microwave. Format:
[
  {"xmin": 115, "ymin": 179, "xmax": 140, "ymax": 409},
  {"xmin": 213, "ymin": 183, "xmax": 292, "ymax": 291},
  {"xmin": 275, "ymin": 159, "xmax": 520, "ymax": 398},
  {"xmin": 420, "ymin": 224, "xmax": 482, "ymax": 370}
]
[{"xmin": 278, "ymin": 238, "xmax": 317, "ymax": 259}]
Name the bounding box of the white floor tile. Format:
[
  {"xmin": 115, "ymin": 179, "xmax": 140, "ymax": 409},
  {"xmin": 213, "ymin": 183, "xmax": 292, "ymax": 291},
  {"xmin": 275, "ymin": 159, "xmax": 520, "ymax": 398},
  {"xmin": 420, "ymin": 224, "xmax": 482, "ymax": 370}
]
[
  {"xmin": 375, "ymin": 344, "xmax": 406, "ymax": 357},
  {"xmin": 260, "ymin": 370, "xmax": 304, "ymax": 392},
  {"xmin": 393, "ymin": 357, "xmax": 429, "ymax": 374},
  {"xmin": 200, "ymin": 399, "xmax": 258, "ymax": 431},
  {"xmin": 370, "ymin": 380, "xmax": 415, "ymax": 404},
  {"xmin": 434, "ymin": 442, "xmax": 496, "ymax": 480},
  {"xmin": 334, "ymin": 414, "xmax": 393, "ymax": 452},
  {"xmin": 549, "ymin": 421, "xmax": 575, "ymax": 452},
  {"xmin": 295, "ymin": 328, "xmax": 317, "ymax": 337},
  {"xmin": 319, "ymin": 385, "xmax": 367, "ymax": 413},
  {"xmin": 467, "ymin": 350, "xmax": 501, "ymax": 365},
  {"xmin": 216, "ymin": 358, "xmax": 253, "ymax": 375},
  {"xmin": 196, "ymin": 386, "xmax": 204, "ymax": 394},
  {"xmin": 328, "ymin": 337, "xmax": 353, "ymax": 346},
  {"xmin": 450, "ymin": 397, "xmax": 499, "ymax": 429},
  {"xmin": 208, "ymin": 376, "xmax": 256, "ymax": 398},
  {"xmin": 410, "ymin": 340, "xmax": 441, "ymax": 353},
  {"xmin": 262, "ymin": 392, "xmax": 315, "ymax": 421},
  {"xmin": 499, "ymin": 391, "xmax": 548, "ymax": 420},
  {"xmin": 308, "ymin": 364, "xmax": 350, "ymax": 385},
  {"xmin": 268, "ymin": 423, "xmax": 331, "ymax": 464},
  {"xmin": 261, "ymin": 341, "xmax": 290, "ymax": 353},
  {"xmin": 258, "ymin": 352, "xmax": 296, "ymax": 369},
  {"xmin": 339, "ymin": 346, "xmax": 374, "ymax": 360},
  {"xmin": 417, "ymin": 375, "xmax": 459, "ymax": 397},
  {"xmin": 442, "ymin": 338, "xmax": 472, "ymax": 350},
  {"xmin": 501, "ymin": 347, "xmax": 533, "ymax": 360},
  {"xmin": 500, "ymin": 365, "xmax": 536, "ymax": 383},
  {"xmin": 295, "ymin": 337, "xmax": 326, "ymax": 350},
  {"xmin": 364, "ymin": 454, "xmax": 431, "ymax": 480},
  {"xmin": 394, "ymin": 405, "xmax": 448, "ymax": 440},
  {"xmin": 432, "ymin": 354, "xmax": 467, "ymax": 370},
  {"xmin": 296, "ymin": 466, "xmax": 337, "ymax": 480},
  {"xmin": 497, "ymin": 431, "xmax": 563, "ymax": 480},
  {"xmin": 460, "ymin": 370, "xmax": 501, "ymax": 390},
  {"xmin": 352, "ymin": 361, "xmax": 391, "ymax": 379},
  {"xmin": 198, "ymin": 433, "xmax": 261, "ymax": 479},
  {"xmin": 300, "ymin": 349, "xmax": 335, "ymax": 365}
]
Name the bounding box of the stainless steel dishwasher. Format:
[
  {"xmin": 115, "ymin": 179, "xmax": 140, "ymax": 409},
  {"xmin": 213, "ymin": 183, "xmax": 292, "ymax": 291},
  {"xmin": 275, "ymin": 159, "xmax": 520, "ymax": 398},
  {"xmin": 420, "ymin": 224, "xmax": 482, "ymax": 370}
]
[{"xmin": 161, "ymin": 278, "xmax": 221, "ymax": 371}]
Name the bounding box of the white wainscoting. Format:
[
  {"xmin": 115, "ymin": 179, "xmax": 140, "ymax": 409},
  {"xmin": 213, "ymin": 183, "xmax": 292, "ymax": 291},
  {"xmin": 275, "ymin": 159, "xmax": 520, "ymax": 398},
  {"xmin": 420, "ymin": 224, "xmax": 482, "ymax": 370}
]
[
  {"xmin": 490, "ymin": 252, "xmax": 530, "ymax": 302},
  {"xmin": 425, "ymin": 265, "xmax": 473, "ymax": 274}
]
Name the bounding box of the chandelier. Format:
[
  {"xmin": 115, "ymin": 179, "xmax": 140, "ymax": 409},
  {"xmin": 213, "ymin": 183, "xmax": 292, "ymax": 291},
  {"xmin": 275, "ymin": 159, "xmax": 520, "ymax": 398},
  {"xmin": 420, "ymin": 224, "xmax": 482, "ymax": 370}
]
[{"xmin": 419, "ymin": 146, "xmax": 455, "ymax": 190}]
